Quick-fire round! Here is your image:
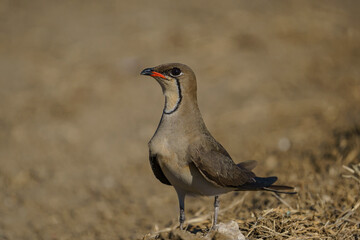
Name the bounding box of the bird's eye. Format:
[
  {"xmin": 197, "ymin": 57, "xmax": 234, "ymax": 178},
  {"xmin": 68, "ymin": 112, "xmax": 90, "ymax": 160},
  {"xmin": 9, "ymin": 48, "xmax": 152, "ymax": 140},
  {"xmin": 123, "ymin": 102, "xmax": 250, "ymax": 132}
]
[{"xmin": 170, "ymin": 67, "xmax": 182, "ymax": 77}]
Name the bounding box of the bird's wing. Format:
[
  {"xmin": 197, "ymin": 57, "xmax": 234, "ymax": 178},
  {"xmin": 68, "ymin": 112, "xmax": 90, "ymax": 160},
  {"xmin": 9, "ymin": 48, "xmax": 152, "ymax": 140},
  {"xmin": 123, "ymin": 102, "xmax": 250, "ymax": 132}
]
[
  {"xmin": 149, "ymin": 151, "xmax": 172, "ymax": 186},
  {"xmin": 190, "ymin": 149, "xmax": 256, "ymax": 188},
  {"xmin": 237, "ymin": 160, "xmax": 258, "ymax": 170}
]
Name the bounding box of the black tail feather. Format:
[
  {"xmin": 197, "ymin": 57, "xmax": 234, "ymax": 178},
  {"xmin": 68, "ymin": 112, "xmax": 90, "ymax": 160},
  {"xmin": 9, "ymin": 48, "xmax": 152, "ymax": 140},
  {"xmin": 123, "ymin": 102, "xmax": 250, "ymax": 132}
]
[
  {"xmin": 239, "ymin": 176, "xmax": 278, "ymax": 190},
  {"xmin": 238, "ymin": 177, "xmax": 296, "ymax": 194}
]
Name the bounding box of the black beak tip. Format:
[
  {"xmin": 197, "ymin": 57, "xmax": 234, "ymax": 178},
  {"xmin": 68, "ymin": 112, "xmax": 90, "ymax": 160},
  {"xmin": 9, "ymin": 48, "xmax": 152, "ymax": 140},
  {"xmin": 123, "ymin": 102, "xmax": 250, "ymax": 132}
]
[{"xmin": 140, "ymin": 67, "xmax": 154, "ymax": 76}]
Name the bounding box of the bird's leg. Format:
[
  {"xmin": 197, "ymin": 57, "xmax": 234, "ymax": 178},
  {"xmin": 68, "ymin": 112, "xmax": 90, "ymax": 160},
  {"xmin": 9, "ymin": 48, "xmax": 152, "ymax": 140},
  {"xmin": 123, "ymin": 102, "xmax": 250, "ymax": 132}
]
[
  {"xmin": 212, "ymin": 195, "xmax": 219, "ymax": 230},
  {"xmin": 179, "ymin": 205, "xmax": 185, "ymax": 230},
  {"xmin": 176, "ymin": 190, "xmax": 186, "ymax": 230}
]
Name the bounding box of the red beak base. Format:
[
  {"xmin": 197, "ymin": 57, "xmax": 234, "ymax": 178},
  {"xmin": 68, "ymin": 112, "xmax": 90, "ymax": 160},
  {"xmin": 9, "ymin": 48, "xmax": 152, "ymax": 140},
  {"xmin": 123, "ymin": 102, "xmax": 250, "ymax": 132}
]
[{"xmin": 150, "ymin": 71, "xmax": 166, "ymax": 79}]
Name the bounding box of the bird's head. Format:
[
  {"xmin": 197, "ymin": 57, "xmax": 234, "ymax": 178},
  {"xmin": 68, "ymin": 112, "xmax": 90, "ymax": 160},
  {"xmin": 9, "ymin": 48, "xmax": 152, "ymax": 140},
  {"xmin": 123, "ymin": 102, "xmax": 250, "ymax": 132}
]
[{"xmin": 140, "ymin": 63, "xmax": 197, "ymax": 99}]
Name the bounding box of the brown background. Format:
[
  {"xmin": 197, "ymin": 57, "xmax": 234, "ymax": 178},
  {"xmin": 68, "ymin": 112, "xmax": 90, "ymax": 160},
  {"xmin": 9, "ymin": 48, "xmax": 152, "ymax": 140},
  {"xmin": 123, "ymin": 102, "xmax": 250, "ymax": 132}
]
[{"xmin": 0, "ymin": 1, "xmax": 359, "ymax": 239}]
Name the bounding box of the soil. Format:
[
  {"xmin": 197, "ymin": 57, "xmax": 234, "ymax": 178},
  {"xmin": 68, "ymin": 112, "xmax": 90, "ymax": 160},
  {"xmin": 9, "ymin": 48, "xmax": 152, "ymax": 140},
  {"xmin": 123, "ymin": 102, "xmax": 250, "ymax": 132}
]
[{"xmin": 0, "ymin": 1, "xmax": 359, "ymax": 239}]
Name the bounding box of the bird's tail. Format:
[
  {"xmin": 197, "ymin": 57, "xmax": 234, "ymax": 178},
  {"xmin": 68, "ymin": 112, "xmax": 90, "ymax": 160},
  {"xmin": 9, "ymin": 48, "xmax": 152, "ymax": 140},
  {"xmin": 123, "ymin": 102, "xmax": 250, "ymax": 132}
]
[
  {"xmin": 262, "ymin": 185, "xmax": 297, "ymax": 194},
  {"xmin": 238, "ymin": 176, "xmax": 296, "ymax": 194}
]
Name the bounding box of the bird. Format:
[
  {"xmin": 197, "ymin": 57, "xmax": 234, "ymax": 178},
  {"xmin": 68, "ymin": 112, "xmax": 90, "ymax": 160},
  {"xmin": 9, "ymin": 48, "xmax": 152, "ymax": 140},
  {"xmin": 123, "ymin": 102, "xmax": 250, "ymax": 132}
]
[{"xmin": 140, "ymin": 63, "xmax": 296, "ymax": 230}]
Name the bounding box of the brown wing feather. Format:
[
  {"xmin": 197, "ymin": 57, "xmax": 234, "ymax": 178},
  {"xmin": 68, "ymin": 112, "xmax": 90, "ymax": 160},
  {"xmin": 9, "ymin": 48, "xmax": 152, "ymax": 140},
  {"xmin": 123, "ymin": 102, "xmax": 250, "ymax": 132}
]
[
  {"xmin": 237, "ymin": 160, "xmax": 258, "ymax": 170},
  {"xmin": 191, "ymin": 150, "xmax": 256, "ymax": 187},
  {"xmin": 149, "ymin": 151, "xmax": 172, "ymax": 186}
]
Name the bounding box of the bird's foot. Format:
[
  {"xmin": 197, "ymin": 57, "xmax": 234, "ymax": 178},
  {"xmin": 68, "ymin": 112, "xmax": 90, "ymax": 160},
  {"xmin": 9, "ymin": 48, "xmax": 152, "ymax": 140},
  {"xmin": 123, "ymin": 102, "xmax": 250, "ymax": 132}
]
[
  {"xmin": 210, "ymin": 223, "xmax": 218, "ymax": 231},
  {"xmin": 179, "ymin": 222, "xmax": 188, "ymax": 231},
  {"xmin": 204, "ymin": 224, "xmax": 218, "ymax": 238}
]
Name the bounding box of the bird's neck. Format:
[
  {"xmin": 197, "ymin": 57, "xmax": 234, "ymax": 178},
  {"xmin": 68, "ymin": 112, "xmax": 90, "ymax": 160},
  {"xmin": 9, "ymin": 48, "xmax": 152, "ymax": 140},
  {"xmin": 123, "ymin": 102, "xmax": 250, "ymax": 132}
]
[
  {"xmin": 149, "ymin": 93, "xmax": 208, "ymax": 146},
  {"xmin": 162, "ymin": 90, "xmax": 207, "ymax": 131},
  {"xmin": 163, "ymin": 86, "xmax": 199, "ymax": 116},
  {"xmin": 164, "ymin": 87, "xmax": 182, "ymax": 114}
]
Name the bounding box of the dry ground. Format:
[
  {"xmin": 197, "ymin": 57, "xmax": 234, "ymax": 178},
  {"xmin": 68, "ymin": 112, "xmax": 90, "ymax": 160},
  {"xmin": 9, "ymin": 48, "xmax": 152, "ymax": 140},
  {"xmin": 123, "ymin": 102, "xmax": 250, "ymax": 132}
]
[{"xmin": 0, "ymin": 1, "xmax": 359, "ymax": 239}]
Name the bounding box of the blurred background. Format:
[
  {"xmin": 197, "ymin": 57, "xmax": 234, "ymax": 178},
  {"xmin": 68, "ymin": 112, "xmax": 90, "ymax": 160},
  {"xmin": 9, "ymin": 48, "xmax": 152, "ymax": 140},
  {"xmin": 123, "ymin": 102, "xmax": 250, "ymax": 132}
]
[{"xmin": 0, "ymin": 1, "xmax": 359, "ymax": 239}]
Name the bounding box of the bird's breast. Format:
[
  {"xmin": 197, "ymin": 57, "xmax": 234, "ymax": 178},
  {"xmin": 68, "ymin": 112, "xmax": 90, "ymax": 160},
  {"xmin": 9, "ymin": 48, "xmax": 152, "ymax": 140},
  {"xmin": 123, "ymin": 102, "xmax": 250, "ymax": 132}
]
[{"xmin": 149, "ymin": 137, "xmax": 231, "ymax": 196}]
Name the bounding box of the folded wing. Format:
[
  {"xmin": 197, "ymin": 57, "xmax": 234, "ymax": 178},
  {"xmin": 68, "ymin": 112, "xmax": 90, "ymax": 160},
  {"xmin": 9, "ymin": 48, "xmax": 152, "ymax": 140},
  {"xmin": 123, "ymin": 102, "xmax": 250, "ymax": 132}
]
[{"xmin": 191, "ymin": 150, "xmax": 256, "ymax": 188}]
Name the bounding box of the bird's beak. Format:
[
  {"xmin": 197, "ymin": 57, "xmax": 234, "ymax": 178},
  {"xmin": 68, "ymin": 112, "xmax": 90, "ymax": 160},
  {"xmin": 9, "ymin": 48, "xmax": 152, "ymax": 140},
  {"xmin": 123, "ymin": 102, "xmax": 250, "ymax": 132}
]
[{"xmin": 141, "ymin": 68, "xmax": 166, "ymax": 79}]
